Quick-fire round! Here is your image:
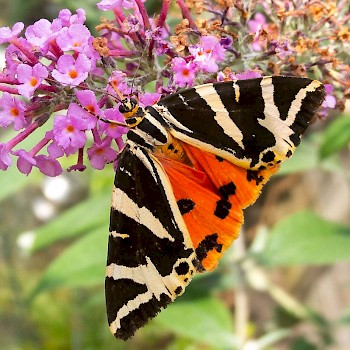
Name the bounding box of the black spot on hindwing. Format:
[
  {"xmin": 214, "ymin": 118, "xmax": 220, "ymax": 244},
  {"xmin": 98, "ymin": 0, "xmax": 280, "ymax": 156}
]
[
  {"xmin": 177, "ymin": 198, "xmax": 195, "ymax": 215},
  {"xmin": 195, "ymin": 233, "xmax": 223, "ymax": 272},
  {"xmin": 246, "ymin": 170, "xmax": 264, "ymax": 186},
  {"xmin": 214, "ymin": 199, "xmax": 232, "ymax": 219},
  {"xmin": 175, "ymin": 261, "xmax": 190, "ymax": 275},
  {"xmin": 219, "ymin": 181, "xmax": 236, "ymax": 200},
  {"xmin": 261, "ymin": 150, "xmax": 275, "ymax": 163}
]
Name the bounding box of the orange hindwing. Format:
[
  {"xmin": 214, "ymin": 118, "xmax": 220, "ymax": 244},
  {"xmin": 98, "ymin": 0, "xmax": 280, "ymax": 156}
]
[{"xmin": 158, "ymin": 142, "xmax": 279, "ymax": 271}]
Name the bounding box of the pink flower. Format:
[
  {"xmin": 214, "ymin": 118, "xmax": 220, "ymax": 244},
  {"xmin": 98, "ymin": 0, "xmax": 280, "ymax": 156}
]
[
  {"xmin": 107, "ymin": 70, "xmax": 131, "ymax": 96},
  {"xmin": 189, "ymin": 35, "xmax": 226, "ymax": 73},
  {"xmin": 0, "ymin": 92, "xmax": 27, "ymax": 130},
  {"xmin": 172, "ymin": 57, "xmax": 197, "ymax": 87},
  {"xmin": 233, "ymin": 70, "xmax": 262, "ymax": 80},
  {"xmin": 35, "ymin": 155, "xmax": 62, "ymax": 176},
  {"xmin": 52, "ymin": 53, "xmax": 91, "ymax": 87},
  {"xmin": 271, "ymin": 39, "xmax": 295, "ymax": 59},
  {"xmin": 323, "ymin": 84, "xmax": 337, "ymax": 109},
  {"xmin": 248, "ymin": 12, "xmax": 266, "ymax": 33},
  {"xmin": 87, "ymin": 138, "xmax": 118, "ymax": 170},
  {"xmin": 52, "ymin": 115, "xmax": 87, "ymax": 154},
  {"xmin": 16, "ymin": 63, "xmax": 48, "ymax": 99},
  {"xmin": 0, "ymin": 22, "xmax": 24, "ymax": 44},
  {"xmin": 56, "ymin": 24, "xmax": 92, "ymax": 52},
  {"xmin": 75, "ymin": 90, "xmax": 101, "ymax": 129},
  {"xmin": 12, "ymin": 149, "xmax": 36, "ymax": 175},
  {"xmin": 46, "ymin": 133, "xmax": 65, "ymax": 158},
  {"xmin": 0, "ymin": 143, "xmax": 12, "ymax": 170},
  {"xmin": 248, "ymin": 12, "xmax": 267, "ymax": 51},
  {"xmin": 100, "ymin": 108, "xmax": 128, "ymax": 138},
  {"xmin": 139, "ymin": 92, "xmax": 160, "ymax": 107},
  {"xmin": 4, "ymin": 39, "xmax": 32, "ymax": 77},
  {"xmin": 97, "ymin": 0, "xmax": 134, "ymax": 11},
  {"xmin": 58, "ymin": 8, "xmax": 86, "ymax": 26},
  {"xmin": 25, "ymin": 19, "xmax": 56, "ymax": 48}
]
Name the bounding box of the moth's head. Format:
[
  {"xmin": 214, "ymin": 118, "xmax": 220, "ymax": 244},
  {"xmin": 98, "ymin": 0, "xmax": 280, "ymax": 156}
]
[
  {"xmin": 119, "ymin": 97, "xmax": 145, "ymax": 127},
  {"xmin": 119, "ymin": 97, "xmax": 138, "ymax": 115}
]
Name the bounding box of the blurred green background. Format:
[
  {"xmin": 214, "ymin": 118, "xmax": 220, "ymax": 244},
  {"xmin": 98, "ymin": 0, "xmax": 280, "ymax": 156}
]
[{"xmin": 1, "ymin": 1, "xmax": 350, "ymax": 349}]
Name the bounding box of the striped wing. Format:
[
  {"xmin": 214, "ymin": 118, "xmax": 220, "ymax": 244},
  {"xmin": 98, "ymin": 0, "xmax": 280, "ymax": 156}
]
[
  {"xmin": 155, "ymin": 76, "xmax": 325, "ymax": 170},
  {"xmin": 106, "ymin": 141, "xmax": 197, "ymax": 340}
]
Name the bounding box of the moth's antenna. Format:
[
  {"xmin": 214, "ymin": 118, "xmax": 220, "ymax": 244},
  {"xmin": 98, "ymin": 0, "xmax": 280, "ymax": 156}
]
[{"xmin": 130, "ymin": 42, "xmax": 149, "ymax": 97}]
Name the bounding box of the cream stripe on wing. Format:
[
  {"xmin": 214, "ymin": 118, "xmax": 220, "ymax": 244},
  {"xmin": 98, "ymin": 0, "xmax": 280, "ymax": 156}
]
[
  {"xmin": 107, "ymin": 256, "xmax": 188, "ymax": 333},
  {"xmin": 259, "ymin": 77, "xmax": 293, "ymax": 142},
  {"xmin": 111, "ymin": 187, "xmax": 175, "ymax": 242},
  {"xmin": 195, "ymin": 84, "xmax": 244, "ymax": 149},
  {"xmin": 109, "ymin": 290, "xmax": 153, "ymax": 334},
  {"xmin": 106, "ymin": 257, "xmax": 179, "ymax": 299},
  {"xmin": 286, "ymin": 79, "xmax": 323, "ymax": 125}
]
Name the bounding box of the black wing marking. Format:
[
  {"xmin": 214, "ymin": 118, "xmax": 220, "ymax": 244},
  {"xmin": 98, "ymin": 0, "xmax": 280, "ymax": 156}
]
[
  {"xmin": 106, "ymin": 141, "xmax": 197, "ymax": 340},
  {"xmin": 155, "ymin": 76, "xmax": 325, "ymax": 169}
]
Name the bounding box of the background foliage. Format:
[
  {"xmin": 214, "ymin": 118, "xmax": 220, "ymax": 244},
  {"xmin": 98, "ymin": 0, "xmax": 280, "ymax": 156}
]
[{"xmin": 1, "ymin": 1, "xmax": 350, "ymax": 350}]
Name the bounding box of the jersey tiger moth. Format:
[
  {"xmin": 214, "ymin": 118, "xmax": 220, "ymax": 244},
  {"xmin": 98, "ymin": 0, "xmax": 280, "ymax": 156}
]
[{"xmin": 106, "ymin": 76, "xmax": 325, "ymax": 340}]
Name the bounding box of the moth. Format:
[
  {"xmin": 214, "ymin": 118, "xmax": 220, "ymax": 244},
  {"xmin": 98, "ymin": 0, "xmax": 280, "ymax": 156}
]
[{"xmin": 105, "ymin": 76, "xmax": 325, "ymax": 340}]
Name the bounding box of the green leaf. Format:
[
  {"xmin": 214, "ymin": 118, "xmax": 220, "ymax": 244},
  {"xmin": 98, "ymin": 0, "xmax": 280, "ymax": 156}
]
[
  {"xmin": 261, "ymin": 211, "xmax": 350, "ymax": 266},
  {"xmin": 320, "ymin": 114, "xmax": 350, "ymax": 159},
  {"xmin": 32, "ymin": 191, "xmax": 110, "ymax": 251},
  {"xmin": 155, "ymin": 298, "xmax": 240, "ymax": 349},
  {"xmin": 31, "ymin": 227, "xmax": 106, "ymax": 298},
  {"xmin": 291, "ymin": 338, "xmax": 318, "ymax": 350}
]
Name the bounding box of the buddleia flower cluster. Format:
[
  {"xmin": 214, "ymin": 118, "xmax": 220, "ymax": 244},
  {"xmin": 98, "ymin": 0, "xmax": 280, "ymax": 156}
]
[{"xmin": 0, "ymin": 0, "xmax": 348, "ymax": 176}]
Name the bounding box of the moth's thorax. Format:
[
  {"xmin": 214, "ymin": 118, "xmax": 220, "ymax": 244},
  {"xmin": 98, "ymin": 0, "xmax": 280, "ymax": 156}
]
[
  {"xmin": 126, "ymin": 109, "xmax": 170, "ymax": 148},
  {"xmin": 125, "ymin": 106, "xmax": 192, "ymax": 165}
]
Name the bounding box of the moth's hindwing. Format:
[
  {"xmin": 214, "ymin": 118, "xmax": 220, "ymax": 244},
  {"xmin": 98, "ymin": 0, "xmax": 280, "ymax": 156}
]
[
  {"xmin": 154, "ymin": 76, "xmax": 325, "ymax": 170},
  {"xmin": 158, "ymin": 142, "xmax": 280, "ymax": 271},
  {"xmin": 106, "ymin": 142, "xmax": 197, "ymax": 340}
]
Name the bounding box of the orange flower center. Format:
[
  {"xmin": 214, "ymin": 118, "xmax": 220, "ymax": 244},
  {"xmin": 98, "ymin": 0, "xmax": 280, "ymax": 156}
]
[
  {"xmin": 182, "ymin": 68, "xmax": 190, "ymax": 77},
  {"xmin": 69, "ymin": 69, "xmax": 78, "ymax": 79},
  {"xmin": 66, "ymin": 125, "xmax": 75, "ymax": 133},
  {"xmin": 30, "ymin": 77, "xmax": 38, "ymax": 87},
  {"xmin": 10, "ymin": 108, "xmax": 19, "ymax": 117}
]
